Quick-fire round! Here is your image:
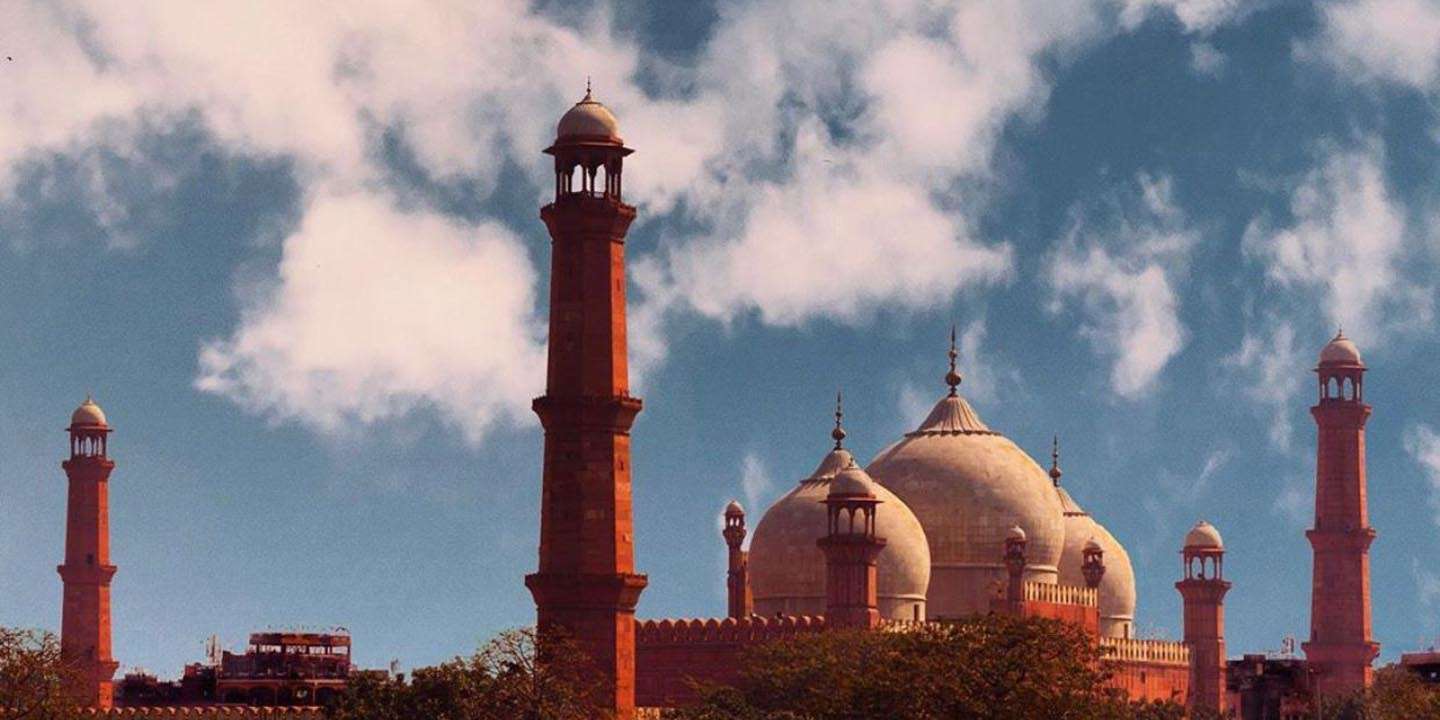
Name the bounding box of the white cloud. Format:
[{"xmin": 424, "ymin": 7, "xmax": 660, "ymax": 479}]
[
  {"xmin": 195, "ymin": 193, "xmax": 545, "ymax": 442},
  {"xmin": 1274, "ymin": 476, "xmax": 1311, "ymax": 526},
  {"xmin": 1223, "ymin": 320, "xmax": 1303, "ymax": 450},
  {"xmin": 1404, "ymin": 423, "xmax": 1440, "ymax": 527},
  {"xmin": 1189, "ymin": 42, "xmax": 1226, "ymax": 76},
  {"xmin": 0, "ymin": 0, "xmax": 1173, "ymax": 444},
  {"xmin": 630, "ymin": 0, "xmax": 1113, "ymax": 353},
  {"xmin": 1242, "ymin": 143, "xmax": 1429, "ymax": 346},
  {"xmin": 1303, "ymin": 0, "xmax": 1440, "ymax": 91},
  {"xmin": 1049, "ymin": 174, "xmax": 1197, "ymax": 398},
  {"xmin": 1119, "ymin": 0, "xmax": 1249, "ymax": 33},
  {"xmin": 738, "ymin": 453, "xmax": 774, "ymax": 517}
]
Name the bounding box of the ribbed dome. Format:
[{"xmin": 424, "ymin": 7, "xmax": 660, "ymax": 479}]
[
  {"xmin": 1055, "ymin": 485, "xmax": 1137, "ymax": 639},
  {"xmin": 1318, "ymin": 331, "xmax": 1363, "ymax": 367},
  {"xmin": 1184, "ymin": 520, "xmax": 1223, "ymax": 549},
  {"xmin": 70, "ymin": 397, "xmax": 108, "ymax": 427},
  {"xmin": 556, "ymin": 90, "xmax": 621, "ymax": 141},
  {"xmin": 866, "ymin": 391, "xmax": 1064, "ymax": 618},
  {"xmin": 750, "ymin": 447, "xmax": 931, "ymax": 622}
]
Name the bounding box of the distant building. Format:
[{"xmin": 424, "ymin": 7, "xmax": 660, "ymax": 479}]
[
  {"xmin": 1227, "ymin": 654, "xmax": 1315, "ymax": 719},
  {"xmin": 1401, "ymin": 650, "xmax": 1440, "ymax": 683},
  {"xmin": 114, "ymin": 631, "xmax": 356, "ymax": 709}
]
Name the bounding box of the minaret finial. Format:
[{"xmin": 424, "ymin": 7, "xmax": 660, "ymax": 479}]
[
  {"xmin": 945, "ymin": 325, "xmax": 962, "ymax": 396},
  {"xmin": 585, "ymin": 76, "xmax": 592, "ymax": 100},
  {"xmin": 832, "ymin": 390, "xmax": 847, "ymax": 450},
  {"xmin": 1049, "ymin": 434, "xmax": 1062, "ymax": 485}
]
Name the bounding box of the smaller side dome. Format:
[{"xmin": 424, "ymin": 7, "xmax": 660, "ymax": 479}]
[
  {"xmin": 556, "ymin": 88, "xmax": 621, "ymax": 141},
  {"xmin": 70, "ymin": 396, "xmax": 108, "ymax": 428},
  {"xmin": 1318, "ymin": 330, "xmax": 1363, "ymax": 367},
  {"xmin": 1007, "ymin": 525, "xmax": 1027, "ymax": 542},
  {"xmin": 725, "ymin": 500, "xmax": 745, "ymax": 517},
  {"xmin": 1083, "ymin": 537, "xmax": 1103, "ymax": 553},
  {"xmin": 829, "ymin": 464, "xmax": 876, "ymax": 498},
  {"xmin": 1184, "ymin": 521, "xmax": 1223, "ymax": 549}
]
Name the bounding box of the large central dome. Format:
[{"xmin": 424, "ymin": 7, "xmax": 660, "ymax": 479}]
[{"xmin": 866, "ymin": 380, "xmax": 1064, "ymax": 618}]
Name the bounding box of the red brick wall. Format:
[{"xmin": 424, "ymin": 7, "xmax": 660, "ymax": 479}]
[
  {"xmin": 1108, "ymin": 660, "xmax": 1189, "ymax": 704},
  {"xmin": 634, "ymin": 616, "xmax": 825, "ymax": 707}
]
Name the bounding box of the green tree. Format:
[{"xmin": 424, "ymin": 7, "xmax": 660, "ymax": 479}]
[
  {"xmin": 665, "ymin": 615, "xmax": 1184, "ymax": 720},
  {"xmin": 325, "ymin": 627, "xmax": 601, "ymax": 720},
  {"xmin": 1315, "ymin": 665, "xmax": 1440, "ymax": 720},
  {"xmin": 0, "ymin": 628, "xmax": 82, "ymax": 720}
]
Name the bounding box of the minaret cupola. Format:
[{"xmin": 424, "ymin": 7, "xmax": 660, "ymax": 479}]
[
  {"xmin": 1316, "ymin": 330, "xmax": 1365, "ymax": 404},
  {"xmin": 546, "ymin": 82, "xmax": 632, "ymax": 203}
]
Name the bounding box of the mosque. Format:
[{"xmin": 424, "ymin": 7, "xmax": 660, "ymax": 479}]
[
  {"xmin": 44, "ymin": 91, "xmax": 1385, "ymax": 719},
  {"xmin": 527, "ymin": 90, "xmax": 1382, "ymax": 719}
]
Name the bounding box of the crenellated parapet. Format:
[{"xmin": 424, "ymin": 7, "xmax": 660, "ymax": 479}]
[
  {"xmin": 635, "ymin": 615, "xmax": 826, "ymax": 708},
  {"xmin": 636, "ymin": 615, "xmax": 825, "ymax": 645},
  {"xmin": 90, "ymin": 708, "xmax": 323, "ymax": 718}
]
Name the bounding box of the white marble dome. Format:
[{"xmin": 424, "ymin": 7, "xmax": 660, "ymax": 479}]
[
  {"xmin": 70, "ymin": 397, "xmax": 107, "ymax": 427},
  {"xmin": 865, "ymin": 389, "xmax": 1065, "ymax": 618},
  {"xmin": 1056, "ymin": 484, "xmax": 1137, "ymax": 639},
  {"xmin": 556, "ymin": 91, "xmax": 621, "ymax": 140},
  {"xmin": 1185, "ymin": 520, "xmax": 1224, "ymax": 549},
  {"xmin": 750, "ymin": 446, "xmax": 931, "ymax": 622},
  {"xmin": 1318, "ymin": 331, "xmax": 1363, "ymax": 367}
]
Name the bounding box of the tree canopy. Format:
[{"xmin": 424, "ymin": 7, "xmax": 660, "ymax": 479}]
[
  {"xmin": 325, "ymin": 627, "xmax": 601, "ymax": 720},
  {"xmin": 664, "ymin": 614, "xmax": 1184, "ymax": 720},
  {"xmin": 0, "ymin": 628, "xmax": 82, "ymax": 720}
]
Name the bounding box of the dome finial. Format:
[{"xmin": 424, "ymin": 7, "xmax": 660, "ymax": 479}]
[
  {"xmin": 832, "ymin": 390, "xmax": 847, "ymax": 450},
  {"xmin": 1049, "ymin": 434, "xmax": 1062, "ymax": 485},
  {"xmin": 945, "ymin": 325, "xmax": 962, "ymax": 396},
  {"xmin": 584, "ymin": 76, "xmax": 592, "ymax": 101}
]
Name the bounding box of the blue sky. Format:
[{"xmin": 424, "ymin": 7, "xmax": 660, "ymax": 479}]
[{"xmin": 4, "ymin": 0, "xmax": 1440, "ymax": 676}]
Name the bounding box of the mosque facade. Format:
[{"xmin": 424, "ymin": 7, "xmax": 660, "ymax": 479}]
[{"xmin": 44, "ymin": 92, "xmax": 1384, "ymax": 720}]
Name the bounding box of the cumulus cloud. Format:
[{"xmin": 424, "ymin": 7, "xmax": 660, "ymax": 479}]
[
  {"xmin": 0, "ymin": 0, "xmax": 1169, "ymax": 444},
  {"xmin": 1049, "ymin": 174, "xmax": 1197, "ymax": 399},
  {"xmin": 1303, "ymin": 0, "xmax": 1440, "ymax": 91},
  {"xmin": 1223, "ymin": 320, "xmax": 1303, "ymax": 450},
  {"xmin": 195, "ymin": 194, "xmax": 546, "ymax": 441},
  {"xmin": 1242, "ymin": 143, "xmax": 1430, "ymax": 345},
  {"xmin": 631, "ymin": 0, "xmax": 1111, "ymax": 349}
]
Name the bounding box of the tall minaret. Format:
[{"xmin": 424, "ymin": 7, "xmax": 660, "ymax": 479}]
[
  {"xmin": 57, "ymin": 397, "xmax": 119, "ymax": 709},
  {"xmin": 1303, "ymin": 331, "xmax": 1379, "ymax": 696},
  {"xmin": 722, "ymin": 501, "xmax": 752, "ymax": 619},
  {"xmin": 1176, "ymin": 520, "xmax": 1229, "ymax": 716},
  {"xmin": 524, "ymin": 86, "xmax": 647, "ymax": 720}
]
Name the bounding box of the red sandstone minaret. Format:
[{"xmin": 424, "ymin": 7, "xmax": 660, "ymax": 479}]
[
  {"xmin": 1303, "ymin": 331, "xmax": 1379, "ymax": 696},
  {"xmin": 1176, "ymin": 520, "xmax": 1229, "ymax": 716},
  {"xmin": 523, "ymin": 86, "xmax": 647, "ymax": 720},
  {"xmin": 57, "ymin": 396, "xmax": 119, "ymax": 709},
  {"xmin": 1002, "ymin": 525, "xmax": 1028, "ymax": 615},
  {"xmin": 723, "ymin": 501, "xmax": 752, "ymax": 619},
  {"xmin": 818, "ymin": 458, "xmax": 886, "ymax": 631}
]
